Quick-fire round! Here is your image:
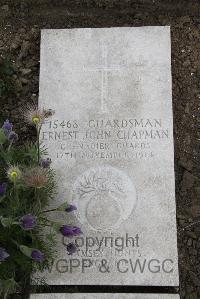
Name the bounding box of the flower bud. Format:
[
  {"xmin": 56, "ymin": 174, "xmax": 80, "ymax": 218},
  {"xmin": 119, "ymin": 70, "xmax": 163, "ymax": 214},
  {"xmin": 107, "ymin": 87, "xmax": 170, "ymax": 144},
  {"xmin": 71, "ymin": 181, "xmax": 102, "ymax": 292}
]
[
  {"xmin": 60, "ymin": 225, "xmax": 82, "ymax": 238},
  {"xmin": 8, "ymin": 131, "xmax": 18, "ymax": 143},
  {"xmin": 0, "ymin": 247, "xmax": 9, "ymax": 262},
  {"xmin": 0, "ymin": 183, "xmax": 6, "ymax": 197},
  {"xmin": 31, "ymin": 249, "xmax": 45, "ymax": 263},
  {"xmin": 20, "ymin": 214, "xmax": 37, "ymax": 230},
  {"xmin": 40, "ymin": 158, "xmax": 52, "ymax": 168},
  {"xmin": 65, "ymin": 204, "xmax": 77, "ymax": 213},
  {"xmin": 2, "ymin": 120, "xmax": 13, "ymax": 135},
  {"xmin": 66, "ymin": 243, "xmax": 77, "ymax": 255}
]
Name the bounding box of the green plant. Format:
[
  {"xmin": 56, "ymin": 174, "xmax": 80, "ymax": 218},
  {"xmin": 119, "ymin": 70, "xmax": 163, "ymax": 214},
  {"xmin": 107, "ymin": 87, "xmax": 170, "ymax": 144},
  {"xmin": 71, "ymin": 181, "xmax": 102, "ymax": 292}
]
[{"xmin": 0, "ymin": 108, "xmax": 82, "ymax": 298}]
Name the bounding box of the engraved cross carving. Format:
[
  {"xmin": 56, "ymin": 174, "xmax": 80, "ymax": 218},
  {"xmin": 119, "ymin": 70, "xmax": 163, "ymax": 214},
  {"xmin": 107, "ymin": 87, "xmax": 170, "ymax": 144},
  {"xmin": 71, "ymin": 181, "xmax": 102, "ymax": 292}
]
[{"xmin": 86, "ymin": 43, "xmax": 126, "ymax": 113}]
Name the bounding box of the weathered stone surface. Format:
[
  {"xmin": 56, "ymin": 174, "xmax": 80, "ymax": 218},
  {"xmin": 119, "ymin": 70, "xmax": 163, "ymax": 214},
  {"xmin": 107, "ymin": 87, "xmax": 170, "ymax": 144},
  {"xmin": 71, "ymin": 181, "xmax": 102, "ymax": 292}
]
[
  {"xmin": 30, "ymin": 293, "xmax": 180, "ymax": 299},
  {"xmin": 38, "ymin": 27, "xmax": 179, "ymax": 286}
]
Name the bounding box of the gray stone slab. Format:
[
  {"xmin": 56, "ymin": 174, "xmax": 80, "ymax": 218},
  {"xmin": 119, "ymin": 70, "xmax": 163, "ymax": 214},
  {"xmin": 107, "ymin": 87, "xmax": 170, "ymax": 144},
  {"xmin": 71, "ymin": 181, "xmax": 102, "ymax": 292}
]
[
  {"xmin": 38, "ymin": 27, "xmax": 179, "ymax": 286},
  {"xmin": 30, "ymin": 294, "xmax": 180, "ymax": 299}
]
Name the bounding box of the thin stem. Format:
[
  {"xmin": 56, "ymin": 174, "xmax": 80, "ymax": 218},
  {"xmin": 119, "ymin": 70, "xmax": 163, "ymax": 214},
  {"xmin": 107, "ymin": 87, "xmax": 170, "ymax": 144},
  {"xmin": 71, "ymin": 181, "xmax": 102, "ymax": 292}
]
[
  {"xmin": 4, "ymin": 291, "xmax": 8, "ymax": 299},
  {"xmin": 42, "ymin": 224, "xmax": 52, "ymax": 227},
  {"xmin": 35, "ymin": 188, "xmax": 41, "ymax": 213},
  {"xmin": 8, "ymin": 141, "xmax": 13, "ymax": 151},
  {"xmin": 37, "ymin": 126, "xmax": 41, "ymax": 164},
  {"xmin": 40, "ymin": 217, "xmax": 52, "ymax": 223},
  {"xmin": 13, "ymin": 180, "xmax": 19, "ymax": 209},
  {"xmin": 11, "ymin": 239, "xmax": 20, "ymax": 248},
  {"xmin": 41, "ymin": 208, "xmax": 58, "ymax": 214}
]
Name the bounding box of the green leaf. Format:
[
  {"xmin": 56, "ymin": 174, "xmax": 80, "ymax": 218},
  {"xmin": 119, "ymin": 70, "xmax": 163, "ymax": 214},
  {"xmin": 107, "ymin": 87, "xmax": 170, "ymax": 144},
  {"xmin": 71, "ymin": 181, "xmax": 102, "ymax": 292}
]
[
  {"xmin": 0, "ymin": 128, "xmax": 7, "ymax": 145},
  {"xmin": 56, "ymin": 202, "xmax": 68, "ymax": 211},
  {"xmin": 52, "ymin": 222, "xmax": 62, "ymax": 233},
  {"xmin": 0, "ymin": 195, "xmax": 5, "ymax": 203},
  {"xmin": 0, "ymin": 216, "xmax": 14, "ymax": 227},
  {"xmin": 2, "ymin": 278, "xmax": 18, "ymax": 297},
  {"xmin": 46, "ymin": 233, "xmax": 56, "ymax": 243},
  {"xmin": 19, "ymin": 245, "xmax": 32, "ymax": 258}
]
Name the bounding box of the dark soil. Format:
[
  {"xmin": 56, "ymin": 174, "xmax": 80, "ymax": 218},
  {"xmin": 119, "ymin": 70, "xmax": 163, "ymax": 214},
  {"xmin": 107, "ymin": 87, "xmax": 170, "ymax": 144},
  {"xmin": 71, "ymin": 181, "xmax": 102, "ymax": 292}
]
[{"xmin": 0, "ymin": 1, "xmax": 200, "ymax": 299}]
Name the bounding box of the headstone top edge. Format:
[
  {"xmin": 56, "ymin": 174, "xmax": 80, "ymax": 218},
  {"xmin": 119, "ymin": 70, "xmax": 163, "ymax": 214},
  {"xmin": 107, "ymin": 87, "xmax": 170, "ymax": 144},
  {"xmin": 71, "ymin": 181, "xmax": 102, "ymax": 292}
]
[{"xmin": 41, "ymin": 26, "xmax": 170, "ymax": 35}]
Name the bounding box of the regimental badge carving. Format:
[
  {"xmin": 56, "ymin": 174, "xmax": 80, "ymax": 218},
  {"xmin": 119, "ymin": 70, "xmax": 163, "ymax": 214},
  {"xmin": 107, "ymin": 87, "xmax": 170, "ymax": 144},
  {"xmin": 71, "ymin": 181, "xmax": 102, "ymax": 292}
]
[{"xmin": 72, "ymin": 165, "xmax": 137, "ymax": 231}]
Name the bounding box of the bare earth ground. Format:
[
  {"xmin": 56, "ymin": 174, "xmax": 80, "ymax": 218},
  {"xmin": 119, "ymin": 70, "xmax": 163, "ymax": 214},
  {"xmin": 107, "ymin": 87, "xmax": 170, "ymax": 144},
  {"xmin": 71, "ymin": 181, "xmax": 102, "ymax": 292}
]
[{"xmin": 0, "ymin": 1, "xmax": 199, "ymax": 298}]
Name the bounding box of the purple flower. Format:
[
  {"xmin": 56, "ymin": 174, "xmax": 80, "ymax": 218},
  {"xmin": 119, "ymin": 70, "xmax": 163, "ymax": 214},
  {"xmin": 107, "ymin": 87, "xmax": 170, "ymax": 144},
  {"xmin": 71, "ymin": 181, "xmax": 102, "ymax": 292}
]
[
  {"xmin": 39, "ymin": 158, "xmax": 52, "ymax": 168},
  {"xmin": 20, "ymin": 214, "xmax": 37, "ymax": 230},
  {"xmin": 72, "ymin": 226, "xmax": 82, "ymax": 236},
  {"xmin": 60, "ymin": 225, "xmax": 82, "ymax": 238},
  {"xmin": 0, "ymin": 183, "xmax": 6, "ymax": 196},
  {"xmin": 65, "ymin": 204, "xmax": 77, "ymax": 213},
  {"xmin": 60, "ymin": 225, "xmax": 74, "ymax": 238},
  {"xmin": 31, "ymin": 249, "xmax": 45, "ymax": 263},
  {"xmin": 2, "ymin": 120, "xmax": 13, "ymax": 135},
  {"xmin": 0, "ymin": 247, "xmax": 9, "ymax": 262},
  {"xmin": 8, "ymin": 131, "xmax": 18, "ymax": 143},
  {"xmin": 66, "ymin": 243, "xmax": 77, "ymax": 255}
]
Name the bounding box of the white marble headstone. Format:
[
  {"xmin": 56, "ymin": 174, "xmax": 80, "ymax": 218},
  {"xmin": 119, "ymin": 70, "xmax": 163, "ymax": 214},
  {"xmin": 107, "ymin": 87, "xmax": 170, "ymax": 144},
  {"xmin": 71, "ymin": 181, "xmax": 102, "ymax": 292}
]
[
  {"xmin": 30, "ymin": 294, "xmax": 180, "ymax": 299},
  {"xmin": 38, "ymin": 27, "xmax": 179, "ymax": 286}
]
